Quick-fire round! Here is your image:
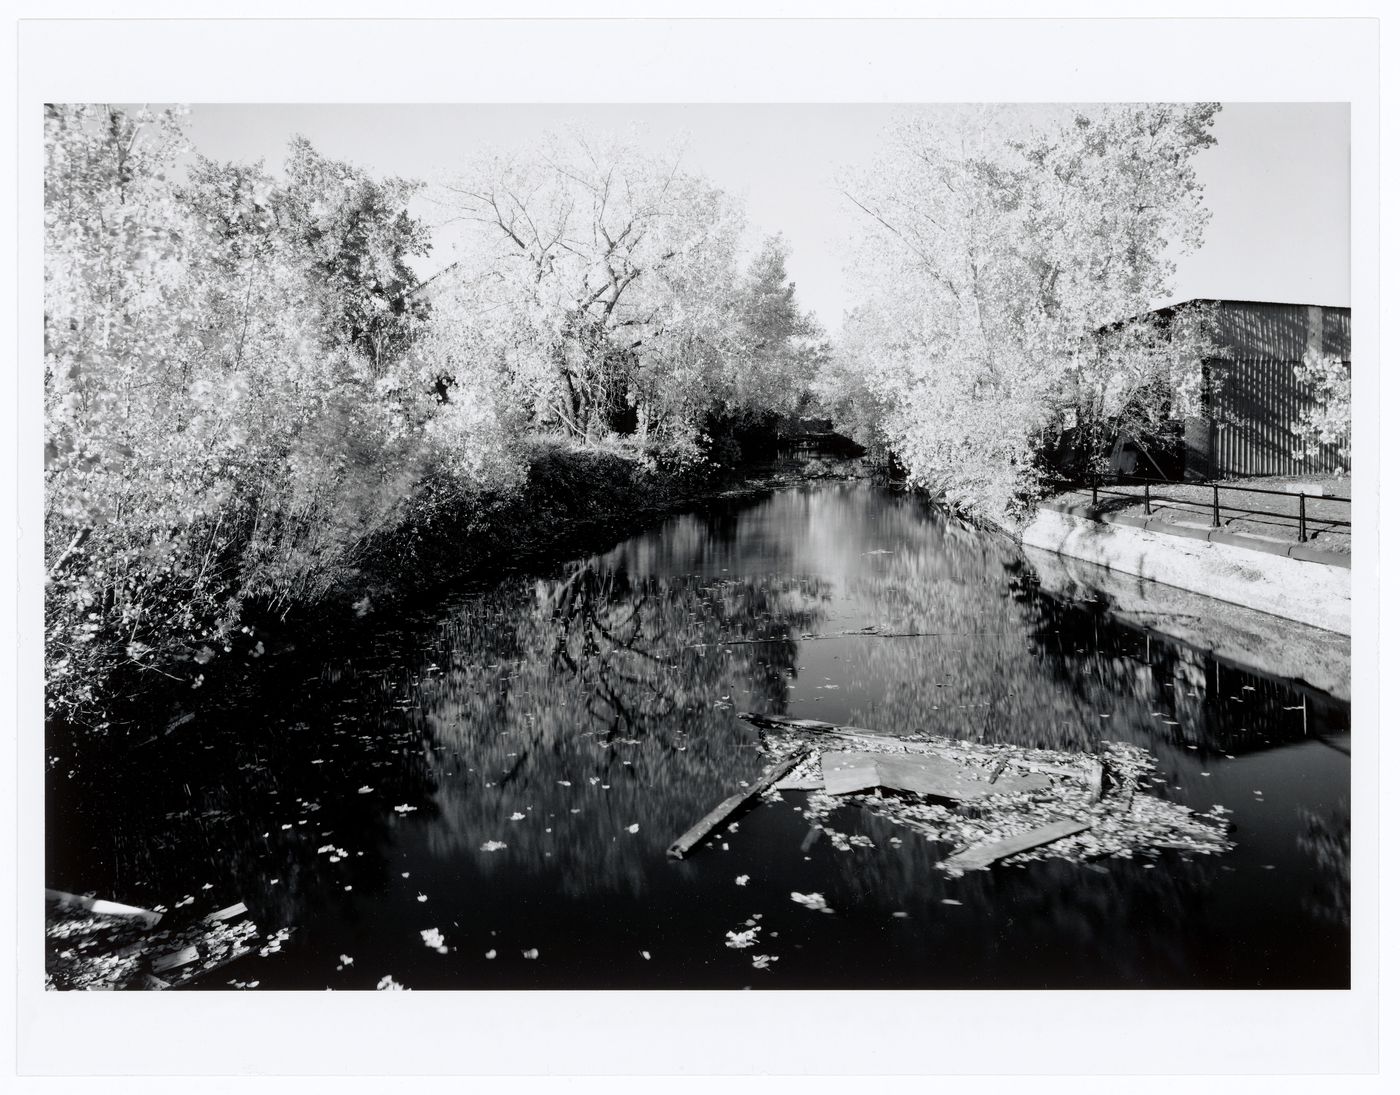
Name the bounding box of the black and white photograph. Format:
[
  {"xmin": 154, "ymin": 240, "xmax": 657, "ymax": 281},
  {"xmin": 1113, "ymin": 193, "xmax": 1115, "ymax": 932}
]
[{"xmin": 8, "ymin": 9, "xmax": 1388, "ymax": 1084}]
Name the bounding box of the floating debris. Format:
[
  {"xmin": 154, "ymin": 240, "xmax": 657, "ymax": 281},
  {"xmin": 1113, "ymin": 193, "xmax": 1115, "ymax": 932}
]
[
  {"xmin": 821, "ymin": 750, "xmax": 1050, "ymax": 799},
  {"xmin": 667, "ymin": 744, "xmax": 814, "ymax": 859},
  {"xmin": 420, "ymin": 928, "xmax": 448, "ymax": 954},
  {"xmin": 45, "ymin": 890, "xmax": 266, "ymax": 991},
  {"xmin": 942, "ymin": 819, "xmax": 1091, "ymax": 873},
  {"xmin": 44, "ymin": 889, "xmax": 162, "ymax": 930},
  {"xmin": 742, "ymin": 713, "xmax": 1234, "ymax": 873},
  {"xmin": 790, "ymin": 891, "xmax": 833, "ymax": 914}
]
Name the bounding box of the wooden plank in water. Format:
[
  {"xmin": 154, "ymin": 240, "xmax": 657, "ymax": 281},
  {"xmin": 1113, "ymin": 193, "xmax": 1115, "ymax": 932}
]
[
  {"xmin": 151, "ymin": 946, "xmax": 200, "ymax": 973},
  {"xmin": 667, "ymin": 745, "xmax": 814, "ymax": 859},
  {"xmin": 821, "ymin": 751, "xmax": 1052, "ymax": 800},
  {"xmin": 773, "ymin": 776, "xmax": 826, "ymax": 791},
  {"xmin": 740, "ymin": 713, "xmax": 842, "ymax": 733},
  {"xmin": 168, "ymin": 946, "xmax": 255, "ymax": 990},
  {"xmin": 941, "ymin": 819, "xmax": 1092, "ymax": 872},
  {"xmin": 820, "ymin": 752, "xmax": 883, "ymax": 794},
  {"xmin": 45, "ymin": 889, "xmax": 163, "ymax": 928},
  {"xmin": 205, "ymin": 902, "xmax": 248, "ymax": 924},
  {"xmin": 739, "ymin": 712, "xmax": 919, "ymax": 750}
]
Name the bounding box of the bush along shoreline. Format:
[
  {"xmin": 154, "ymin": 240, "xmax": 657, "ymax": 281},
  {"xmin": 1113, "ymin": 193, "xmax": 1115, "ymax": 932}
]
[{"xmin": 47, "ymin": 442, "xmax": 872, "ymax": 748}]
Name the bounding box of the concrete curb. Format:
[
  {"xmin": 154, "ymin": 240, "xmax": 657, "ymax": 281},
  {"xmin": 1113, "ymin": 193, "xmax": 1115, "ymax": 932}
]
[
  {"xmin": 1039, "ymin": 499, "xmax": 1350, "ymax": 569},
  {"xmin": 1021, "ymin": 508, "xmax": 1350, "ymax": 635}
]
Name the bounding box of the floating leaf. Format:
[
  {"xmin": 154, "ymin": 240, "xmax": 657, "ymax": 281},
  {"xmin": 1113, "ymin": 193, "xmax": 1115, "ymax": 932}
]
[
  {"xmin": 420, "ymin": 928, "xmax": 448, "ymax": 954},
  {"xmin": 790, "ymin": 891, "xmax": 832, "ymax": 913}
]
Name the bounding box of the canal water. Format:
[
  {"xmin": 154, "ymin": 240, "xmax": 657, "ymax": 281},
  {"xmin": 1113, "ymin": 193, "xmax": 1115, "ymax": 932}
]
[{"xmin": 46, "ymin": 481, "xmax": 1350, "ymax": 989}]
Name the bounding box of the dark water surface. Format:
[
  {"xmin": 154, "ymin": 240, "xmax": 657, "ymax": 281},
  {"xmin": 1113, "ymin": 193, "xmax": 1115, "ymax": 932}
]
[{"xmin": 47, "ymin": 481, "xmax": 1350, "ymax": 989}]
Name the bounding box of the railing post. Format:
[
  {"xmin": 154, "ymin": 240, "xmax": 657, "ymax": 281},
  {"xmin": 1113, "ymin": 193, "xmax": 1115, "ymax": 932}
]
[
  {"xmin": 1090, "ymin": 470, "xmax": 1097, "ymax": 508},
  {"xmin": 1212, "ymin": 484, "xmax": 1221, "ymax": 528},
  {"xmin": 1298, "ymin": 493, "xmax": 1307, "ymax": 543},
  {"xmin": 1143, "ymin": 481, "xmax": 1152, "ymax": 518}
]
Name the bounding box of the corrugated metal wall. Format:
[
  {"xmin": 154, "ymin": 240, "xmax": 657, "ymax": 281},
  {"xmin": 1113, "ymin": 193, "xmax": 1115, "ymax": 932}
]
[
  {"xmin": 1208, "ymin": 359, "xmax": 1346, "ymax": 477},
  {"xmin": 1188, "ymin": 302, "xmax": 1350, "ymax": 479}
]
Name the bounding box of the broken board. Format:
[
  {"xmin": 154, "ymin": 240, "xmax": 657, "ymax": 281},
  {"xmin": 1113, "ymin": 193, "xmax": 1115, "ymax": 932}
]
[
  {"xmin": 941, "ymin": 818, "xmax": 1092, "ymax": 872},
  {"xmin": 741, "ymin": 711, "xmax": 918, "ymax": 750},
  {"xmin": 151, "ymin": 945, "xmax": 200, "ymax": 974},
  {"xmin": 820, "ymin": 750, "xmax": 1052, "ymax": 800},
  {"xmin": 667, "ymin": 744, "xmax": 814, "ymax": 859},
  {"xmin": 45, "ymin": 889, "xmax": 163, "ymax": 929}
]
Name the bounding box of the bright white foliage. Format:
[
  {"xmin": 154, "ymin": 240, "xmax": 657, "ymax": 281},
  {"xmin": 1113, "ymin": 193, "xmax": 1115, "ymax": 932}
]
[
  {"xmin": 432, "ymin": 132, "xmax": 817, "ymax": 456},
  {"xmin": 1292, "ymin": 356, "xmax": 1351, "ymax": 471},
  {"xmin": 832, "ymin": 103, "xmax": 1219, "ymax": 517},
  {"xmin": 45, "ymin": 109, "xmax": 822, "ymax": 721}
]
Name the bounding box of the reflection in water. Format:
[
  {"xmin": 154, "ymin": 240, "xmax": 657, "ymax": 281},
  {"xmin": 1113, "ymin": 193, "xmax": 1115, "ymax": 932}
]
[
  {"xmin": 47, "ymin": 482, "xmax": 1349, "ymax": 989},
  {"xmin": 1297, "ymin": 801, "xmax": 1349, "ymax": 928},
  {"xmin": 408, "ymin": 564, "xmax": 828, "ymax": 897}
]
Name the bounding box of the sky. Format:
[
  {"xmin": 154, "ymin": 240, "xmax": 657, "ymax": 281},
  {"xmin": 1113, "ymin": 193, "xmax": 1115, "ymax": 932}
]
[{"xmin": 178, "ymin": 102, "xmax": 1350, "ymax": 334}]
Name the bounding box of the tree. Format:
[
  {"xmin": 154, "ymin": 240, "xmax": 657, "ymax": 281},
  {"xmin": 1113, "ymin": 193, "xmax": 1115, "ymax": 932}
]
[
  {"xmin": 729, "ymin": 233, "xmax": 826, "ymax": 412},
  {"xmin": 1291, "ymin": 355, "xmax": 1351, "ymax": 473},
  {"xmin": 45, "ymin": 106, "xmax": 442, "ymax": 723},
  {"xmin": 1065, "ymin": 300, "xmax": 1222, "ymax": 482},
  {"xmin": 44, "ymin": 103, "xmax": 248, "ymax": 718},
  {"xmin": 833, "ymin": 103, "xmax": 1220, "ymax": 517},
  {"xmin": 272, "ymin": 138, "xmax": 432, "ymax": 371},
  {"xmin": 434, "ymin": 132, "xmax": 747, "ymax": 447}
]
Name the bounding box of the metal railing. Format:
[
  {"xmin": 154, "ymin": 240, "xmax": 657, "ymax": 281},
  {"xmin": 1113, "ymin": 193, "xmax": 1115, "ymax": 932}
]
[{"xmin": 1085, "ymin": 474, "xmax": 1351, "ymax": 543}]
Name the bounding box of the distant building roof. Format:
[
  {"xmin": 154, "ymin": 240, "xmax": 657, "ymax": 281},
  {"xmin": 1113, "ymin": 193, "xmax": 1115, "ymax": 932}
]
[{"xmin": 1150, "ymin": 297, "xmax": 1351, "ymax": 313}]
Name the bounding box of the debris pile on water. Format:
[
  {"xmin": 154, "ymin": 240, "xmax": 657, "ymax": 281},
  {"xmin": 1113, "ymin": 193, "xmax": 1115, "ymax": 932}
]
[
  {"xmin": 45, "ymin": 891, "xmax": 269, "ymax": 990},
  {"xmin": 741, "ymin": 714, "xmax": 1233, "ymax": 873}
]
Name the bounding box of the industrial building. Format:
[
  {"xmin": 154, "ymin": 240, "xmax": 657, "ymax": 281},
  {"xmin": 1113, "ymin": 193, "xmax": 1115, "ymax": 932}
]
[{"xmin": 1099, "ymin": 299, "xmax": 1351, "ymax": 481}]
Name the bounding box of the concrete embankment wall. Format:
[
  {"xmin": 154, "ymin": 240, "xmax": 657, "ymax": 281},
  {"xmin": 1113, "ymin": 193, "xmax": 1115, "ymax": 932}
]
[
  {"xmin": 1020, "ymin": 507, "xmax": 1350, "ymax": 636},
  {"xmin": 1020, "ymin": 541, "xmax": 1351, "ymax": 700}
]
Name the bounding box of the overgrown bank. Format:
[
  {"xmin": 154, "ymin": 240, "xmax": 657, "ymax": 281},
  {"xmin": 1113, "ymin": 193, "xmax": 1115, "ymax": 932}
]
[
  {"xmin": 45, "ymin": 106, "xmax": 831, "ymax": 730},
  {"xmin": 50, "ymin": 444, "xmax": 872, "ymax": 742},
  {"xmin": 347, "ymin": 441, "xmax": 869, "ymax": 619}
]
